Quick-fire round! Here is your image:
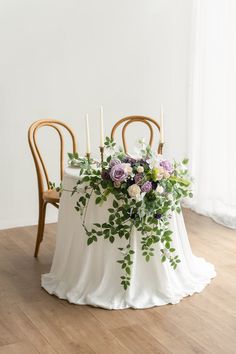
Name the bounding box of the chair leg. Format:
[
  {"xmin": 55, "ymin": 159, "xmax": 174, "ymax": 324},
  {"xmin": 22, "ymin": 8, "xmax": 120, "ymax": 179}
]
[{"xmin": 34, "ymin": 201, "xmax": 47, "ymax": 257}]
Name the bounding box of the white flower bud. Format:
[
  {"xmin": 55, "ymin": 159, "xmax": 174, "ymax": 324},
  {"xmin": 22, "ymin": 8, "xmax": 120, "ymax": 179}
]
[{"xmin": 137, "ymin": 166, "xmax": 144, "ymax": 173}]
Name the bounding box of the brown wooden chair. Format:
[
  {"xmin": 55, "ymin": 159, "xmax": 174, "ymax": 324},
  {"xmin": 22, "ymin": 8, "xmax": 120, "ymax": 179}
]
[
  {"xmin": 111, "ymin": 115, "xmax": 164, "ymax": 154},
  {"xmin": 28, "ymin": 119, "xmax": 77, "ymax": 257}
]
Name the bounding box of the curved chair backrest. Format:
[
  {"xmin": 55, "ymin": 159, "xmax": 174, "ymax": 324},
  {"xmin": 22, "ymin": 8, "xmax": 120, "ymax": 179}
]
[
  {"xmin": 28, "ymin": 119, "xmax": 77, "ymax": 195},
  {"xmin": 111, "ymin": 116, "xmax": 163, "ymax": 154}
]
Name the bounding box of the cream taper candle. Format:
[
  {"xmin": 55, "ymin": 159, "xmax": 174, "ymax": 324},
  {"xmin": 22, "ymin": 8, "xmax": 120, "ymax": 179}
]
[
  {"xmin": 100, "ymin": 106, "xmax": 104, "ymax": 147},
  {"xmin": 85, "ymin": 113, "xmax": 91, "ymax": 154}
]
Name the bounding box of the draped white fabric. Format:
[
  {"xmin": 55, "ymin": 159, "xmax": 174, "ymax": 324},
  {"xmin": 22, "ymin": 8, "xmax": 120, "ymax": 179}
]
[
  {"xmin": 186, "ymin": 0, "xmax": 236, "ymax": 228},
  {"xmin": 42, "ymin": 168, "xmax": 215, "ymax": 309}
]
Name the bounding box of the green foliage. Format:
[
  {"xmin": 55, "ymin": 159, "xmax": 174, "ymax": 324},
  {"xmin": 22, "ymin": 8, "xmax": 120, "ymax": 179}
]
[
  {"xmin": 104, "ymin": 136, "xmax": 116, "ymax": 148},
  {"xmin": 70, "ymin": 141, "xmax": 192, "ymax": 290},
  {"xmin": 49, "ymin": 181, "xmax": 62, "ymax": 192}
]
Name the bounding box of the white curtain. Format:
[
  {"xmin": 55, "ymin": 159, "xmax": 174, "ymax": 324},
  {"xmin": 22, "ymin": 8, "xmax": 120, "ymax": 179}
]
[{"xmin": 187, "ymin": 0, "xmax": 236, "ymax": 228}]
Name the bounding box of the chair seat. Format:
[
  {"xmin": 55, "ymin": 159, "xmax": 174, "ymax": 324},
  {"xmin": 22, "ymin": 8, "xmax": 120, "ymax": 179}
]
[{"xmin": 43, "ymin": 189, "xmax": 60, "ymax": 203}]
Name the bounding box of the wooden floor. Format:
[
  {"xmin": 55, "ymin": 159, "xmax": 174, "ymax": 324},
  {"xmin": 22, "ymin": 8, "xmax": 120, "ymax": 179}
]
[{"xmin": 0, "ymin": 209, "xmax": 236, "ymax": 354}]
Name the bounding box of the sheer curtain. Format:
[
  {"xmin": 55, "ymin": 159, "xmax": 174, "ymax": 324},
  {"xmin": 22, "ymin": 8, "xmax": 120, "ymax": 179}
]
[{"xmin": 186, "ymin": 0, "xmax": 236, "ymax": 228}]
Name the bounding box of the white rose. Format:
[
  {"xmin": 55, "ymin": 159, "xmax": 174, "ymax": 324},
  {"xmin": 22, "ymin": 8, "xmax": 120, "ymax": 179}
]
[
  {"xmin": 137, "ymin": 166, "xmax": 144, "ymax": 173},
  {"xmin": 127, "ymin": 184, "xmax": 141, "ymax": 198},
  {"xmin": 123, "ymin": 163, "xmax": 133, "ymax": 175},
  {"xmin": 156, "ymin": 185, "xmax": 164, "ymax": 194}
]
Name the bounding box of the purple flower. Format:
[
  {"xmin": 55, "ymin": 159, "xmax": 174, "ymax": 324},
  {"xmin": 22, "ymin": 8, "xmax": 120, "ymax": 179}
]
[
  {"xmin": 140, "ymin": 158, "xmax": 148, "ymax": 165},
  {"xmin": 160, "ymin": 160, "xmax": 173, "ymax": 173},
  {"xmin": 101, "ymin": 170, "xmax": 111, "ymax": 180},
  {"xmin": 134, "ymin": 173, "xmax": 144, "ymax": 185},
  {"xmin": 123, "ymin": 156, "xmax": 138, "ymax": 166},
  {"xmin": 110, "ymin": 164, "xmax": 128, "ymax": 182},
  {"xmin": 155, "ymin": 213, "xmax": 162, "ymax": 220},
  {"xmin": 141, "ymin": 181, "xmax": 152, "ymax": 193},
  {"xmin": 109, "ymin": 158, "xmax": 121, "ymax": 168}
]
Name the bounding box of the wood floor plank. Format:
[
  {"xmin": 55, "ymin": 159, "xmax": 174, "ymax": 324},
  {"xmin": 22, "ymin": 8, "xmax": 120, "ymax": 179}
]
[
  {"xmin": 0, "ymin": 209, "xmax": 236, "ymax": 353},
  {"xmin": 111, "ymin": 324, "xmax": 171, "ymax": 354},
  {"xmin": 0, "ymin": 341, "xmax": 39, "ymax": 354},
  {"xmin": 0, "ymin": 304, "xmax": 56, "ymax": 353},
  {"xmin": 89, "ymin": 307, "xmax": 208, "ymax": 354},
  {"xmin": 19, "ymin": 300, "xmax": 94, "ymax": 354}
]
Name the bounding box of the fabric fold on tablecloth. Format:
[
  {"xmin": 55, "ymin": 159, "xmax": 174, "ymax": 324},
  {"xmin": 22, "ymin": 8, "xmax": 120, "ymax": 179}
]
[{"xmin": 42, "ymin": 167, "xmax": 216, "ymax": 310}]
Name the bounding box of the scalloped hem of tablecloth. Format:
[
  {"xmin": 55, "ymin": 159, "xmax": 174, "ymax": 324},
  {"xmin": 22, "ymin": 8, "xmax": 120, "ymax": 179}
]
[{"xmin": 41, "ymin": 266, "xmax": 216, "ymax": 310}]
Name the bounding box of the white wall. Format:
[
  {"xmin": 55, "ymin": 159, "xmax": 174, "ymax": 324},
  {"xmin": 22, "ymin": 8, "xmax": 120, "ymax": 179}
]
[{"xmin": 0, "ymin": 0, "xmax": 192, "ymax": 229}]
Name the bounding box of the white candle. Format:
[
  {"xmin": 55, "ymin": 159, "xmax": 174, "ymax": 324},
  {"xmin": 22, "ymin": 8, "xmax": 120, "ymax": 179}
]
[
  {"xmin": 160, "ymin": 104, "xmax": 165, "ymax": 144},
  {"xmin": 85, "ymin": 113, "xmax": 91, "ymax": 154},
  {"xmin": 100, "ymin": 106, "xmax": 104, "ymax": 147}
]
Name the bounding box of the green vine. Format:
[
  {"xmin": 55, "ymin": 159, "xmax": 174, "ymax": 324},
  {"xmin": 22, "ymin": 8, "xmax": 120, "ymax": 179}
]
[{"xmin": 70, "ymin": 137, "xmax": 192, "ymax": 290}]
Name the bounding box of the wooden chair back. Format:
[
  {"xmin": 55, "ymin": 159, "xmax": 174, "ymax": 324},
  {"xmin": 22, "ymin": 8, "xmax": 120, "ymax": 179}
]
[
  {"xmin": 111, "ymin": 116, "xmax": 163, "ymax": 154},
  {"xmin": 28, "ymin": 119, "xmax": 77, "ymax": 195}
]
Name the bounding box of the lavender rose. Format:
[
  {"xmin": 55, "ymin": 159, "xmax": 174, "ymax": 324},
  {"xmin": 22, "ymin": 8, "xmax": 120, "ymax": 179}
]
[
  {"xmin": 110, "ymin": 164, "xmax": 128, "ymax": 182},
  {"xmin": 134, "ymin": 173, "xmax": 144, "ymax": 185},
  {"xmin": 109, "ymin": 158, "xmax": 121, "ymax": 168},
  {"xmin": 141, "ymin": 181, "xmax": 152, "ymax": 193},
  {"xmin": 160, "ymin": 160, "xmax": 173, "ymax": 173}
]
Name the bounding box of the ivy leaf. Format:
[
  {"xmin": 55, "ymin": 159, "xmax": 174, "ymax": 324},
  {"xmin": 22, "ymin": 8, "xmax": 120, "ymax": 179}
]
[
  {"xmin": 87, "ymin": 238, "xmax": 93, "ymax": 246},
  {"xmin": 113, "ymin": 200, "xmax": 119, "ymax": 208},
  {"xmin": 109, "ymin": 236, "xmax": 115, "ymax": 243},
  {"xmin": 68, "ymin": 152, "xmax": 73, "ymax": 159},
  {"xmin": 109, "ymin": 214, "xmax": 115, "ymax": 223},
  {"xmin": 163, "ymin": 230, "xmax": 173, "ymax": 237},
  {"xmin": 165, "ymin": 242, "xmax": 170, "ymax": 249},
  {"xmin": 93, "ymin": 223, "xmax": 101, "ymax": 227},
  {"xmin": 95, "ymin": 197, "xmax": 102, "ymax": 204},
  {"xmin": 126, "ymin": 267, "xmax": 131, "ymax": 275}
]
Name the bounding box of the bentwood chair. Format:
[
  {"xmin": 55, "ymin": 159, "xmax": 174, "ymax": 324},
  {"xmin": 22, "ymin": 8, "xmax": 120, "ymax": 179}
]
[
  {"xmin": 111, "ymin": 116, "xmax": 164, "ymax": 154},
  {"xmin": 28, "ymin": 120, "xmax": 77, "ymax": 257}
]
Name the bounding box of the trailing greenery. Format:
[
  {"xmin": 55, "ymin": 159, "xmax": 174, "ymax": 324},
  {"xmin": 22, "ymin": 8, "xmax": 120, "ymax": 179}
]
[{"xmin": 69, "ymin": 137, "xmax": 192, "ymax": 290}]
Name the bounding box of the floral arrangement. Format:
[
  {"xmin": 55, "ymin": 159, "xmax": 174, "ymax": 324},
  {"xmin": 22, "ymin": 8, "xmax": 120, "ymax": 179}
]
[{"xmin": 70, "ymin": 138, "xmax": 192, "ymax": 290}]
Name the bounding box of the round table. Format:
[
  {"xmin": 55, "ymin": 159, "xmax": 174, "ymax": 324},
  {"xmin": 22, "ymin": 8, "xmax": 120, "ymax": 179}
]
[{"xmin": 42, "ymin": 167, "xmax": 216, "ymax": 310}]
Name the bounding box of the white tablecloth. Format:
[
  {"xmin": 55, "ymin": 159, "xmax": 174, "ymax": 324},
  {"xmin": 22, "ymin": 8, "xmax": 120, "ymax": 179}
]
[{"xmin": 42, "ymin": 167, "xmax": 216, "ymax": 309}]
